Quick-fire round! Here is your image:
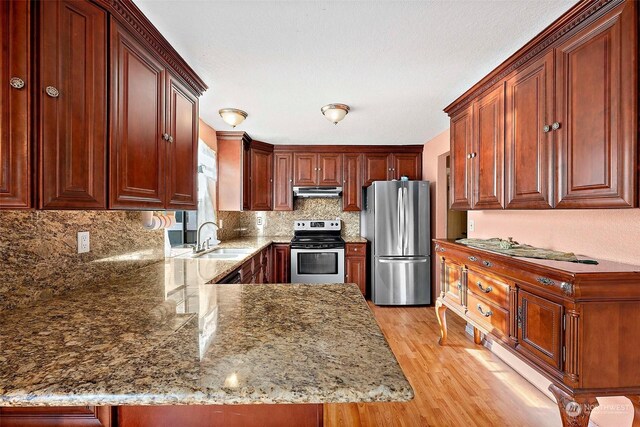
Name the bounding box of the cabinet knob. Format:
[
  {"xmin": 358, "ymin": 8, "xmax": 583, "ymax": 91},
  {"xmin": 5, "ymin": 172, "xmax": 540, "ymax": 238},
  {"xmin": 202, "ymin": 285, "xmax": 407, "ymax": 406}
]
[
  {"xmin": 471, "ymin": 152, "xmax": 477, "ymax": 158},
  {"xmin": 45, "ymin": 86, "xmax": 59, "ymax": 98},
  {"xmin": 9, "ymin": 77, "xmax": 25, "ymax": 89},
  {"xmin": 168, "ymin": 135, "xmax": 173, "ymax": 143},
  {"xmin": 543, "ymin": 124, "xmax": 551, "ymax": 133},
  {"xmin": 162, "ymin": 133, "xmax": 170, "ymax": 141},
  {"xmin": 551, "ymin": 122, "xmax": 561, "ymax": 131}
]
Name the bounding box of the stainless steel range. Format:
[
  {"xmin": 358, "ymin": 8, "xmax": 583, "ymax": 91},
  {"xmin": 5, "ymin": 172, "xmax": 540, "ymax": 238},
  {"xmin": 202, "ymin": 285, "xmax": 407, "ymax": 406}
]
[{"xmin": 290, "ymin": 220, "xmax": 345, "ymax": 284}]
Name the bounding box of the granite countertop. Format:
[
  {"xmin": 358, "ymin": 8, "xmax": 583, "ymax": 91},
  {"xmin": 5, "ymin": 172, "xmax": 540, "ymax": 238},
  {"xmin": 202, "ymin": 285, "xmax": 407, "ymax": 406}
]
[{"xmin": 0, "ymin": 237, "xmax": 411, "ymax": 407}]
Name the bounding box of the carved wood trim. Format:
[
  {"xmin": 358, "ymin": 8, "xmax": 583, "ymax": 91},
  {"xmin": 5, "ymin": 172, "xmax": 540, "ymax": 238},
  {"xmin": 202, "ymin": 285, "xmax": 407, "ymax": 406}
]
[
  {"xmin": 93, "ymin": 0, "xmax": 207, "ymax": 95},
  {"xmin": 444, "ymin": 0, "xmax": 620, "ymax": 115},
  {"xmin": 564, "ymin": 309, "xmax": 580, "ymax": 386},
  {"xmin": 509, "ymin": 286, "xmax": 519, "ymax": 345}
]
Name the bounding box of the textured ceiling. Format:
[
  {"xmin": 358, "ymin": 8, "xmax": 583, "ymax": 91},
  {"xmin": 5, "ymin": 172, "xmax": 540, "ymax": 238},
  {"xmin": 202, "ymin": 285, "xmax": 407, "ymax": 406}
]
[{"xmin": 134, "ymin": 0, "xmax": 576, "ymax": 145}]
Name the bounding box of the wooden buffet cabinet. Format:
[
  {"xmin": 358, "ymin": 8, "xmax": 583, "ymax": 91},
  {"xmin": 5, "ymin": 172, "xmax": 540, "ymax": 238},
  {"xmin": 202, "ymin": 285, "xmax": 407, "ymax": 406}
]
[
  {"xmin": 447, "ymin": 0, "xmax": 638, "ymax": 211},
  {"xmin": 433, "ymin": 239, "xmax": 640, "ymax": 427},
  {"xmin": 0, "ymin": 0, "xmax": 206, "ymax": 211}
]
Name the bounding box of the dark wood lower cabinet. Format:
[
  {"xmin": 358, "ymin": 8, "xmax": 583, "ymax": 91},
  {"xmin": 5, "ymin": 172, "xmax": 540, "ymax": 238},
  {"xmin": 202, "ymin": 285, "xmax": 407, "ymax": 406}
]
[
  {"xmin": 272, "ymin": 243, "xmax": 290, "ymax": 283},
  {"xmin": 0, "ymin": 406, "xmax": 113, "ymax": 427},
  {"xmin": 0, "ymin": 404, "xmax": 323, "ymax": 427},
  {"xmin": 118, "ymin": 404, "xmax": 322, "ymax": 427},
  {"xmin": 434, "ymin": 238, "xmax": 640, "ymax": 427},
  {"xmin": 345, "ymin": 243, "xmax": 367, "ymax": 296}
]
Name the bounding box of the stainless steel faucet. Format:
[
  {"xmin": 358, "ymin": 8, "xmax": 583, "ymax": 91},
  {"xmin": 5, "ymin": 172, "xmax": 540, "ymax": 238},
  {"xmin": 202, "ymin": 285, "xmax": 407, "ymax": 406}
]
[{"xmin": 194, "ymin": 221, "xmax": 219, "ymax": 253}]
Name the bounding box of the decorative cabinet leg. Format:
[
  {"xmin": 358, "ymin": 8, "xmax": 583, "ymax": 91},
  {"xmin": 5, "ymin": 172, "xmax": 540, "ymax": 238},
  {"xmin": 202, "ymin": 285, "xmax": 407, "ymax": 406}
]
[
  {"xmin": 549, "ymin": 384, "xmax": 598, "ymax": 427},
  {"xmin": 473, "ymin": 327, "xmax": 482, "ymax": 345},
  {"xmin": 627, "ymin": 396, "xmax": 640, "ymax": 427},
  {"xmin": 435, "ymin": 299, "xmax": 448, "ymax": 346}
]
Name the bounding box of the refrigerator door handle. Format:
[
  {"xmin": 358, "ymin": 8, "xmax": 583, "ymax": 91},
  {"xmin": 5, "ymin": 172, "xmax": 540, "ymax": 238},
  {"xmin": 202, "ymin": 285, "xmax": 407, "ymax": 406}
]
[
  {"xmin": 403, "ymin": 186, "xmax": 409, "ymax": 254},
  {"xmin": 378, "ymin": 258, "xmax": 428, "ymax": 264},
  {"xmin": 397, "ymin": 187, "xmax": 403, "ymax": 254}
]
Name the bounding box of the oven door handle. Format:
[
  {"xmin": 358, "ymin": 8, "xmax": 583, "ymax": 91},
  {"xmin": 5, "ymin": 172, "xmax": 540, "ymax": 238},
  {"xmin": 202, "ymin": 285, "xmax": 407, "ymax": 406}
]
[{"xmin": 378, "ymin": 258, "xmax": 427, "ymax": 264}]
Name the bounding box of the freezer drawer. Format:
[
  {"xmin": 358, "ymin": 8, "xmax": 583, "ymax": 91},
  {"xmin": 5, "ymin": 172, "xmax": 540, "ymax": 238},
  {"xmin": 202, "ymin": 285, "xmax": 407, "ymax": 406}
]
[{"xmin": 373, "ymin": 256, "xmax": 431, "ymax": 305}]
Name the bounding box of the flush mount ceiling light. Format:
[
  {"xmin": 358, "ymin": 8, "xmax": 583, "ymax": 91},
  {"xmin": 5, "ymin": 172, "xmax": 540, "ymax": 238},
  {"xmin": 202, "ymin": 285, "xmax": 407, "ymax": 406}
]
[
  {"xmin": 218, "ymin": 108, "xmax": 248, "ymax": 128},
  {"xmin": 321, "ymin": 104, "xmax": 350, "ymax": 125}
]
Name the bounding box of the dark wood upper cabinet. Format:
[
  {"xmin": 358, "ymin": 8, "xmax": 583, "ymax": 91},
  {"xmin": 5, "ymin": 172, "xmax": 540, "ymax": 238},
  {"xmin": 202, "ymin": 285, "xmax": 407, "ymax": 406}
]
[
  {"xmin": 517, "ymin": 289, "xmax": 563, "ymax": 370},
  {"xmin": 342, "ymin": 154, "xmax": 362, "ymax": 211},
  {"xmin": 317, "ymin": 153, "xmax": 342, "ymax": 186},
  {"xmin": 391, "ymin": 152, "xmax": 422, "ymax": 180},
  {"xmin": 554, "ymin": 0, "xmax": 636, "ymax": 208},
  {"xmin": 449, "ymin": 105, "xmax": 473, "ymax": 210},
  {"xmin": 446, "ymin": 0, "xmax": 637, "ymax": 211},
  {"xmin": 505, "ymin": 51, "xmax": 554, "ymax": 209},
  {"xmin": 40, "ymin": 0, "xmax": 107, "ymax": 209},
  {"xmin": 166, "ymin": 74, "xmax": 198, "ymax": 209},
  {"xmin": 363, "ymin": 153, "xmax": 390, "ymax": 186},
  {"xmin": 0, "ymin": 0, "xmax": 31, "ymax": 209},
  {"xmin": 273, "ymin": 152, "xmax": 293, "ymax": 211},
  {"xmin": 293, "ymin": 153, "xmax": 317, "ymax": 186},
  {"xmin": 250, "ymin": 147, "xmax": 273, "ymax": 211},
  {"xmin": 109, "ymin": 22, "xmax": 166, "ymax": 209},
  {"xmin": 472, "ymin": 83, "xmax": 504, "ymax": 209}
]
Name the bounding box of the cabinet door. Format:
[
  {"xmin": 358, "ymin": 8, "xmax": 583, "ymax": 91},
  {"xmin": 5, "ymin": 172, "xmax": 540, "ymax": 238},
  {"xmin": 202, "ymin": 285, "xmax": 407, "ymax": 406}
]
[
  {"xmin": 442, "ymin": 259, "xmax": 464, "ymax": 307},
  {"xmin": 517, "ymin": 290, "xmax": 563, "ymax": 370},
  {"xmin": 472, "ymin": 83, "xmax": 504, "ymax": 209},
  {"xmin": 392, "ymin": 153, "xmax": 422, "ymax": 180},
  {"xmin": 40, "ymin": 0, "xmax": 107, "ymax": 209},
  {"xmin": 555, "ymin": 1, "xmax": 637, "ymax": 208},
  {"xmin": 0, "ymin": 0, "xmax": 30, "ymax": 209},
  {"xmin": 250, "ymin": 148, "xmax": 273, "ymax": 211},
  {"xmin": 505, "ymin": 51, "xmax": 554, "ymax": 209},
  {"xmin": 272, "ymin": 244, "xmax": 290, "ymax": 283},
  {"xmin": 346, "ymin": 255, "xmax": 366, "ymax": 296},
  {"xmin": 242, "ymin": 142, "xmax": 250, "ymax": 210},
  {"xmin": 363, "ymin": 153, "xmax": 390, "ymax": 186},
  {"xmin": 166, "ymin": 75, "xmax": 198, "ymax": 209},
  {"xmin": 317, "ymin": 153, "xmax": 342, "ymax": 186},
  {"xmin": 273, "ymin": 152, "xmax": 293, "ymax": 211},
  {"xmin": 0, "ymin": 406, "xmax": 112, "ymax": 427},
  {"xmin": 109, "ymin": 22, "xmax": 166, "ymax": 209},
  {"xmin": 449, "ymin": 105, "xmax": 473, "ymax": 210},
  {"xmin": 293, "ymin": 153, "xmax": 317, "ymax": 185},
  {"xmin": 342, "ymin": 154, "xmax": 362, "ymax": 211}
]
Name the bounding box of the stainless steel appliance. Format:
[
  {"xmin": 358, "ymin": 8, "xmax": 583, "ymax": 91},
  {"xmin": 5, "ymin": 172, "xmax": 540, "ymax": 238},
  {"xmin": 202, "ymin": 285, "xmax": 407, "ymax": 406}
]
[
  {"xmin": 361, "ymin": 181, "xmax": 431, "ymax": 305},
  {"xmin": 293, "ymin": 186, "xmax": 342, "ymax": 198},
  {"xmin": 290, "ymin": 220, "xmax": 345, "ymax": 284}
]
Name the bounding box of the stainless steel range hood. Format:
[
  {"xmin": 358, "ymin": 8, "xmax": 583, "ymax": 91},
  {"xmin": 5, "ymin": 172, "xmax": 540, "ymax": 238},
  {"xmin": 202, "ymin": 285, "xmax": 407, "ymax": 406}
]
[{"xmin": 293, "ymin": 186, "xmax": 342, "ymax": 198}]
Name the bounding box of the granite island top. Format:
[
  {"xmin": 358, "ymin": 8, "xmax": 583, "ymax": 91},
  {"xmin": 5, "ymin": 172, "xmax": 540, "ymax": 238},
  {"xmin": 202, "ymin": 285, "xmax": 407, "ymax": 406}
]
[{"xmin": 0, "ymin": 236, "xmax": 409, "ymax": 407}]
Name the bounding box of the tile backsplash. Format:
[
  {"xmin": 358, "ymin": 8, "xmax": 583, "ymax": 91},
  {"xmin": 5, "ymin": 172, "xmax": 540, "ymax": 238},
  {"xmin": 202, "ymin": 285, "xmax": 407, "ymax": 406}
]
[
  {"xmin": 0, "ymin": 210, "xmax": 164, "ymax": 310},
  {"xmin": 232, "ymin": 198, "xmax": 360, "ymax": 237}
]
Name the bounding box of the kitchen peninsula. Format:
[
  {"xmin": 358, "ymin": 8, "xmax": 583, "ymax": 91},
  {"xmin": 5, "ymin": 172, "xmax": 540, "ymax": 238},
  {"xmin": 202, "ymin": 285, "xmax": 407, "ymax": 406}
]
[{"xmin": 0, "ymin": 238, "xmax": 413, "ymax": 427}]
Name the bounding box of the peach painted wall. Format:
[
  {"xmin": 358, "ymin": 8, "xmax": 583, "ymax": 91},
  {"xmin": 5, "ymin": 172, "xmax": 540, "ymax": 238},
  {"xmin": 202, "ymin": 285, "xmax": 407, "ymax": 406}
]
[
  {"xmin": 199, "ymin": 119, "xmax": 217, "ymax": 151},
  {"xmin": 423, "ymin": 129, "xmax": 450, "ymax": 240},
  {"xmin": 468, "ymin": 209, "xmax": 640, "ymax": 265}
]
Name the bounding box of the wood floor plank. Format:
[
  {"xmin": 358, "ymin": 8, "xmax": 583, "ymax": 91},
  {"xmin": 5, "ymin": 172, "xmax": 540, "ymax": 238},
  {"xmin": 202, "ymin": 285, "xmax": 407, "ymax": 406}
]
[{"xmin": 325, "ymin": 304, "xmax": 561, "ymax": 427}]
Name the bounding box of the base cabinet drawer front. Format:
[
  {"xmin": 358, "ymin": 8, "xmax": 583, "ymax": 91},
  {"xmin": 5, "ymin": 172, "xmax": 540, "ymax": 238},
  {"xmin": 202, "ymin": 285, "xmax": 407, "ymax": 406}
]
[
  {"xmin": 517, "ymin": 290, "xmax": 563, "ymax": 370},
  {"xmin": 0, "ymin": 406, "xmax": 112, "ymax": 427},
  {"xmin": 467, "ymin": 292, "xmax": 509, "ymax": 339},
  {"xmin": 467, "ymin": 269, "xmax": 509, "ymax": 309}
]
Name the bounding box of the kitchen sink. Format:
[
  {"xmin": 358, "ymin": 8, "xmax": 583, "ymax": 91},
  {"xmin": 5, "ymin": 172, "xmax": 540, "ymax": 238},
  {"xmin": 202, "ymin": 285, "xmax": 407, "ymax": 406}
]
[
  {"xmin": 207, "ymin": 248, "xmax": 254, "ymax": 255},
  {"xmin": 176, "ymin": 247, "xmax": 254, "ymax": 260}
]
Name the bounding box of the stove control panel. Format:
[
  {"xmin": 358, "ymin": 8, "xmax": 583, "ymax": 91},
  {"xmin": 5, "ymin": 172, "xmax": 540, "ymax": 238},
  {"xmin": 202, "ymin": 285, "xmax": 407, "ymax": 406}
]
[{"xmin": 294, "ymin": 220, "xmax": 341, "ymax": 231}]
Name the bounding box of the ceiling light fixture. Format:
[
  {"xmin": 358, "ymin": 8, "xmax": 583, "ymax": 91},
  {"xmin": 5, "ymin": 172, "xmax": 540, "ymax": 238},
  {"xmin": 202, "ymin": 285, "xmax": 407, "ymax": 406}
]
[
  {"xmin": 321, "ymin": 104, "xmax": 350, "ymax": 125},
  {"xmin": 218, "ymin": 108, "xmax": 248, "ymax": 128}
]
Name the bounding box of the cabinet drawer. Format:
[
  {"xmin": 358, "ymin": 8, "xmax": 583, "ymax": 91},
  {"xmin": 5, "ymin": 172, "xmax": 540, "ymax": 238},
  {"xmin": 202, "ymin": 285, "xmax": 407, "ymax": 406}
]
[
  {"xmin": 467, "ymin": 292, "xmax": 509, "ymax": 339},
  {"xmin": 346, "ymin": 243, "xmax": 366, "ymax": 256},
  {"xmin": 467, "ymin": 270, "xmax": 509, "ymax": 309}
]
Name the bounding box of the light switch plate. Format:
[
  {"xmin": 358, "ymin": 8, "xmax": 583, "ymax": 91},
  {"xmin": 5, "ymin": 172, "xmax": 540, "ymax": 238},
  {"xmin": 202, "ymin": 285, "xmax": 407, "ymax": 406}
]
[
  {"xmin": 78, "ymin": 231, "xmax": 90, "ymax": 254},
  {"xmin": 468, "ymin": 219, "xmax": 475, "ymax": 233}
]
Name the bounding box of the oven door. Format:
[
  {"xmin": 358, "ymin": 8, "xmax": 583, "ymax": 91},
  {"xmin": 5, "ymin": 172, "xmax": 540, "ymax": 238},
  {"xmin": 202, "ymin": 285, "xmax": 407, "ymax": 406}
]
[{"xmin": 290, "ymin": 248, "xmax": 345, "ymax": 283}]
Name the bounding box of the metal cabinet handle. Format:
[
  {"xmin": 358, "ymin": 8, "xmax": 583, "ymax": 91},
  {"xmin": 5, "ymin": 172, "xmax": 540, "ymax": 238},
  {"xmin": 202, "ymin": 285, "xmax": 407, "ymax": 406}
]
[
  {"xmin": 168, "ymin": 135, "xmax": 173, "ymax": 143},
  {"xmin": 456, "ymin": 282, "xmax": 462, "ymax": 291},
  {"xmin": 466, "ymin": 154, "xmax": 472, "ymax": 159},
  {"xmin": 10, "ymin": 77, "xmax": 25, "ymax": 89},
  {"xmin": 551, "ymin": 122, "xmax": 561, "ymax": 131},
  {"xmin": 482, "ymin": 260, "xmax": 492, "ymax": 268},
  {"xmin": 543, "ymin": 124, "xmax": 551, "ymax": 133},
  {"xmin": 468, "ymin": 256, "xmax": 477, "ymax": 262},
  {"xmin": 477, "ymin": 281, "xmax": 492, "ymax": 293},
  {"xmin": 537, "ymin": 277, "xmax": 555, "ymax": 286},
  {"xmin": 162, "ymin": 133, "xmax": 169, "ymax": 141},
  {"xmin": 45, "ymin": 86, "xmax": 59, "ymax": 98},
  {"xmin": 477, "ymin": 304, "xmax": 493, "ymax": 317}
]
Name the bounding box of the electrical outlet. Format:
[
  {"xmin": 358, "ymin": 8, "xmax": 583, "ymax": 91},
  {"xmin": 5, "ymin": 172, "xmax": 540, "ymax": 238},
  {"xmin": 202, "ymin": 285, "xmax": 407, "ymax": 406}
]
[
  {"xmin": 256, "ymin": 217, "xmax": 263, "ymax": 227},
  {"xmin": 218, "ymin": 219, "xmax": 223, "ymax": 229},
  {"xmin": 468, "ymin": 219, "xmax": 475, "ymax": 233},
  {"xmin": 77, "ymin": 231, "xmax": 90, "ymax": 254}
]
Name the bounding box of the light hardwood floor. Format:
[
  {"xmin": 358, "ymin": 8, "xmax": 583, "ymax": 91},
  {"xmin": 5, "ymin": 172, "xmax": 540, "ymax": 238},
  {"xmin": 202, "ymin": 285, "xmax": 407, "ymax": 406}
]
[{"xmin": 325, "ymin": 303, "xmax": 561, "ymax": 427}]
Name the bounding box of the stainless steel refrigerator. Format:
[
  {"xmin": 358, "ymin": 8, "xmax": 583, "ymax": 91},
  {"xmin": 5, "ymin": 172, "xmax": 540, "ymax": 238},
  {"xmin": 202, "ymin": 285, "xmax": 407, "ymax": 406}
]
[{"xmin": 361, "ymin": 181, "xmax": 431, "ymax": 305}]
